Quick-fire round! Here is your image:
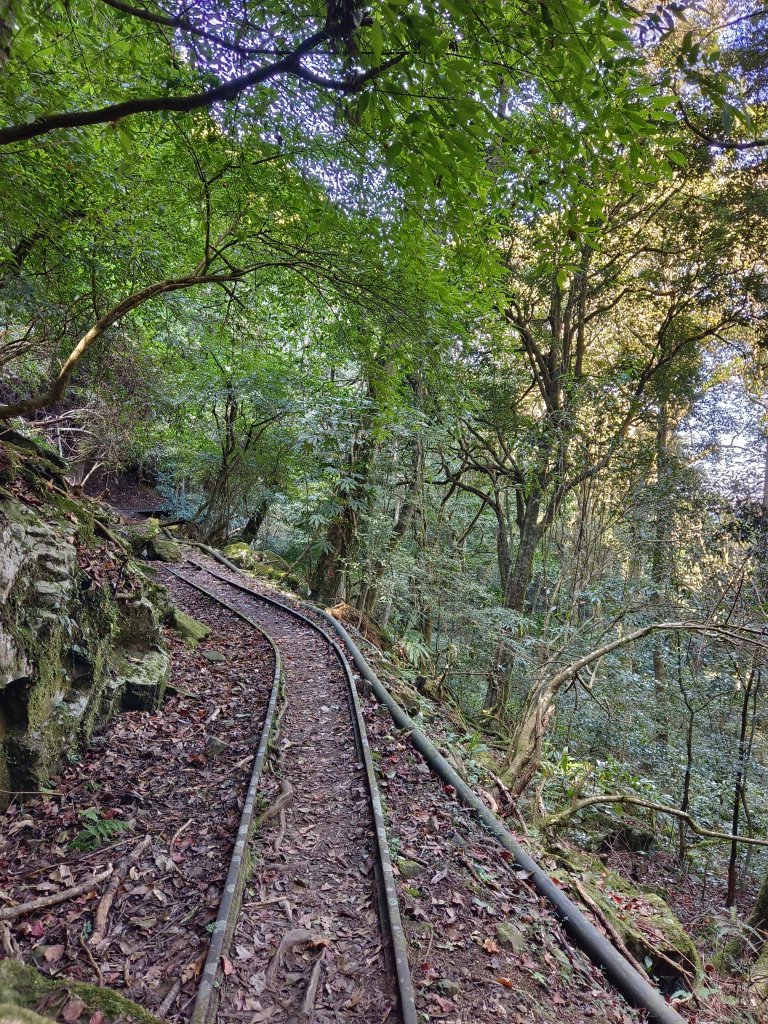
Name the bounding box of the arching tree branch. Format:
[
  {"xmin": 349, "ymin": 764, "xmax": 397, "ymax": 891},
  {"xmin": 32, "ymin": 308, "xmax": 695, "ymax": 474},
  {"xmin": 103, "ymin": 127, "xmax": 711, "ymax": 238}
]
[
  {"xmin": 544, "ymin": 793, "xmax": 768, "ymax": 847},
  {"xmin": 0, "ymin": 29, "xmax": 399, "ymax": 146}
]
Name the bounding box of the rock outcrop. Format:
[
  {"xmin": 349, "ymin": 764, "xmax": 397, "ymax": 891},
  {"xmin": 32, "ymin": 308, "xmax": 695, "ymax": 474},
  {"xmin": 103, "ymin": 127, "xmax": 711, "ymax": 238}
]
[{"xmin": 0, "ymin": 443, "xmax": 169, "ymax": 807}]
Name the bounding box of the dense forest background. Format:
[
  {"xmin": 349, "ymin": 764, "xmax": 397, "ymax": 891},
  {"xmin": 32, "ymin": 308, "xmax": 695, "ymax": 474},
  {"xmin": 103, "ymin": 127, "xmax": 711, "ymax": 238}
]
[{"xmin": 2, "ymin": 0, "xmax": 768, "ymax": 1008}]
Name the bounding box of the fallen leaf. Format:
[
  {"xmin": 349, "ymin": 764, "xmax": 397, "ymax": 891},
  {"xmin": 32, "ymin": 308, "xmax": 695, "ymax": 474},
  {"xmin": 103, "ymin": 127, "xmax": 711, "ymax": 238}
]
[
  {"xmin": 483, "ymin": 938, "xmax": 500, "ymax": 953},
  {"xmin": 62, "ymin": 997, "xmax": 86, "ymax": 1022},
  {"xmin": 222, "ymin": 956, "xmax": 234, "ymax": 976},
  {"xmin": 43, "ymin": 943, "xmax": 65, "ymax": 963}
]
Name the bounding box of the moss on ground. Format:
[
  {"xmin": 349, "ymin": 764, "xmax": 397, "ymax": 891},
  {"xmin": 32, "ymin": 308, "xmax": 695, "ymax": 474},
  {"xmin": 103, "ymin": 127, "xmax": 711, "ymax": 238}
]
[{"xmin": 0, "ymin": 962, "xmax": 165, "ymax": 1024}]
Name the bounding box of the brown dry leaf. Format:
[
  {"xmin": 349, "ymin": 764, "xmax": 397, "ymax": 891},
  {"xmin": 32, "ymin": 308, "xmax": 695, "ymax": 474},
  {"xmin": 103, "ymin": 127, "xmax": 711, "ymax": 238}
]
[
  {"xmin": 222, "ymin": 956, "xmax": 234, "ymax": 976},
  {"xmin": 496, "ymin": 976, "xmax": 515, "ymax": 988},
  {"xmin": 89, "ymin": 1013, "xmax": 105, "ymax": 1024},
  {"xmin": 62, "ymin": 997, "xmax": 86, "ymax": 1022},
  {"xmin": 43, "ymin": 943, "xmax": 65, "ymax": 963},
  {"xmin": 181, "ymin": 957, "xmax": 204, "ymax": 983},
  {"xmin": 483, "ymin": 937, "xmax": 500, "ymax": 954}
]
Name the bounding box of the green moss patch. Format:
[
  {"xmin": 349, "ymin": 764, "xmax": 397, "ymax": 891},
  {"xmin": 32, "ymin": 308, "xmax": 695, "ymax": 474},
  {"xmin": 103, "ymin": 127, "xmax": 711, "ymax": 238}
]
[{"xmin": 0, "ymin": 962, "xmax": 165, "ymax": 1024}]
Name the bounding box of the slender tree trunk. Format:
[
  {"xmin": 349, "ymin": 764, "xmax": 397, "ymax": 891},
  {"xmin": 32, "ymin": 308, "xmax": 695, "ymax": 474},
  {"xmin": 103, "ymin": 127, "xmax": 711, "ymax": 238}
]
[
  {"xmin": 311, "ymin": 504, "xmax": 359, "ymax": 605},
  {"xmin": 651, "ymin": 400, "xmax": 670, "ymax": 740},
  {"xmin": 360, "ymin": 432, "xmax": 423, "ymax": 617},
  {"xmin": 503, "ymin": 509, "xmax": 542, "ymax": 613},
  {"xmin": 241, "ymin": 498, "xmax": 269, "ymax": 543},
  {"xmin": 484, "ymin": 504, "xmax": 542, "ymax": 713},
  {"xmin": 726, "ymin": 667, "xmax": 757, "ymax": 907},
  {"xmin": 679, "ymin": 704, "xmax": 695, "ymax": 865},
  {"xmin": 0, "ymin": 0, "xmax": 14, "ymax": 70}
]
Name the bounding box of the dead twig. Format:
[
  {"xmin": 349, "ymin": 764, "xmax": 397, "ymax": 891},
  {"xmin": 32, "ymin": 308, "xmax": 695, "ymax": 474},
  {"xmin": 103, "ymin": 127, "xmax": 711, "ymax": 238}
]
[
  {"xmin": 158, "ymin": 978, "xmax": 182, "ymax": 1017},
  {"xmin": 243, "ymin": 894, "xmax": 292, "ymax": 909},
  {"xmin": 90, "ymin": 835, "xmax": 151, "ymax": 947},
  {"xmin": 0, "ymin": 865, "xmax": 113, "ymax": 921},
  {"xmin": 169, "ymin": 818, "xmax": 193, "ymax": 872},
  {"xmin": 79, "ymin": 930, "xmax": 104, "ymax": 986},
  {"xmin": 265, "ymin": 928, "xmax": 315, "ymax": 984},
  {"xmin": 299, "ymin": 953, "xmax": 324, "ymax": 1020}
]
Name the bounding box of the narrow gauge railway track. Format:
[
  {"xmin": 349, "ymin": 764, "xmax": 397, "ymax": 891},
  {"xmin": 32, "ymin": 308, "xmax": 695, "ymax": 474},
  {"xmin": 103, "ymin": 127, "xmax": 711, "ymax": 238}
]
[
  {"xmin": 164, "ymin": 562, "xmax": 416, "ymax": 1024},
  {"xmin": 170, "ymin": 552, "xmax": 688, "ymax": 1024}
]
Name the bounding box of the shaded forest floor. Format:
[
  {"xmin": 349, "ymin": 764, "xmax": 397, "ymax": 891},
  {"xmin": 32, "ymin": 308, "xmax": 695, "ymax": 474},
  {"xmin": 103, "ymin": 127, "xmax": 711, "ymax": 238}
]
[{"xmin": 0, "ymin": 521, "xmax": 761, "ymax": 1022}]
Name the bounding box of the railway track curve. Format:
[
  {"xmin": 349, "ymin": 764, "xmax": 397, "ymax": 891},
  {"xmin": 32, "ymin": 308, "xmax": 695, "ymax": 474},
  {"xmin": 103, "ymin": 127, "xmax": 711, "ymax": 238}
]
[
  {"xmin": 167, "ymin": 547, "xmax": 687, "ymax": 1024},
  {"xmin": 164, "ymin": 560, "xmax": 417, "ymax": 1024}
]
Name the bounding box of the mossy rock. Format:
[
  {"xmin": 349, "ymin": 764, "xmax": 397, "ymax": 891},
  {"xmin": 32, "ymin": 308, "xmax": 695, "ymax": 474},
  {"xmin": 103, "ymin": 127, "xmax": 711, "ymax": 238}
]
[
  {"xmin": 0, "ymin": 961, "xmax": 165, "ymax": 1024},
  {"xmin": 166, "ymin": 606, "xmax": 211, "ymax": 643},
  {"xmin": 390, "ymin": 682, "xmax": 422, "ymax": 715},
  {"xmin": 149, "ymin": 538, "xmax": 181, "ymax": 562},
  {"xmin": 0, "ymin": 490, "xmax": 170, "ymax": 803},
  {"xmin": 222, "ymin": 543, "xmax": 301, "ymax": 590},
  {"xmin": 0, "ymin": 442, "xmax": 23, "ymax": 485},
  {"xmin": 562, "ymin": 856, "xmax": 702, "ymax": 993},
  {"xmin": 396, "ymin": 857, "xmax": 425, "ymax": 880},
  {"xmin": 116, "ymin": 649, "xmax": 169, "ymax": 711}
]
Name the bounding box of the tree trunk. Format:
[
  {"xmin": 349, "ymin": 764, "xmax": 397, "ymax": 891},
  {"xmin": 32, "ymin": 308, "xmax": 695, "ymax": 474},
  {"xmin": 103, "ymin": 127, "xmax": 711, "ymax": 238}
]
[
  {"xmin": 651, "ymin": 400, "xmax": 670, "ymax": 741},
  {"xmin": 241, "ymin": 498, "xmax": 269, "ymax": 544},
  {"xmin": 502, "ymin": 508, "xmax": 542, "ymax": 613},
  {"xmin": 502, "ymin": 679, "xmax": 558, "ymax": 797},
  {"xmin": 0, "ymin": 0, "xmax": 14, "ymax": 70},
  {"xmin": 360, "ymin": 432, "xmax": 423, "ymax": 618},
  {"xmin": 726, "ymin": 666, "xmax": 757, "ymax": 907},
  {"xmin": 484, "ymin": 505, "xmax": 542, "ymax": 713},
  {"xmin": 310, "ymin": 504, "xmax": 359, "ymax": 605}
]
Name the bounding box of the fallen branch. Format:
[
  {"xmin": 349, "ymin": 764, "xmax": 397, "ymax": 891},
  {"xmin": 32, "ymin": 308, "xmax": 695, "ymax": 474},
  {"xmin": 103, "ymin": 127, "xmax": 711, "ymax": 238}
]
[
  {"xmin": 569, "ymin": 877, "xmax": 649, "ymax": 977},
  {"xmin": 299, "ymin": 953, "xmax": 324, "ymax": 1020},
  {"xmin": 90, "ymin": 835, "xmax": 151, "ymax": 946},
  {"xmin": 79, "ymin": 930, "xmax": 104, "ymax": 986},
  {"xmin": 543, "ymin": 794, "xmax": 768, "ymax": 846},
  {"xmin": 266, "ymin": 928, "xmax": 316, "ymax": 984},
  {"xmin": 0, "ymin": 865, "xmax": 113, "ymax": 921},
  {"xmin": 158, "ymin": 978, "xmax": 182, "ymax": 1017}
]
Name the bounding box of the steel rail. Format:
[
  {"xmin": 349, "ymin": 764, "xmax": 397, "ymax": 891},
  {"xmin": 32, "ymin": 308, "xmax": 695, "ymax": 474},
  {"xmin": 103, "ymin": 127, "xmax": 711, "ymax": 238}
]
[
  {"xmin": 183, "ymin": 545, "xmax": 688, "ymax": 1024},
  {"xmin": 169, "ymin": 561, "xmax": 418, "ymax": 1024},
  {"xmin": 164, "ymin": 566, "xmax": 283, "ymax": 1024}
]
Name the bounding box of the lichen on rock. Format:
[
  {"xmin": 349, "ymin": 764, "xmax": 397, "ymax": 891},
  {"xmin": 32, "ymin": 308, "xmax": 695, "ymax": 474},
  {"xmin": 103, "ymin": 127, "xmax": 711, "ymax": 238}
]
[{"xmin": 0, "ymin": 447, "xmax": 170, "ymax": 807}]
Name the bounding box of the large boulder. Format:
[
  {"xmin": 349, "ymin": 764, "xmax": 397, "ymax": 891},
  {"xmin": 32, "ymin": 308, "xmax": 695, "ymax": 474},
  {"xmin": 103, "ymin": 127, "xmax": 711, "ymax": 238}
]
[
  {"xmin": 0, "ymin": 451, "xmax": 169, "ymax": 807},
  {"xmin": 124, "ymin": 518, "xmax": 181, "ymax": 562}
]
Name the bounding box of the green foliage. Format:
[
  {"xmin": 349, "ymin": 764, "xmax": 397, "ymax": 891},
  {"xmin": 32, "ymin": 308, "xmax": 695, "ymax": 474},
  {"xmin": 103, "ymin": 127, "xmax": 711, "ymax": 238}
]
[{"xmin": 69, "ymin": 808, "xmax": 130, "ymax": 852}]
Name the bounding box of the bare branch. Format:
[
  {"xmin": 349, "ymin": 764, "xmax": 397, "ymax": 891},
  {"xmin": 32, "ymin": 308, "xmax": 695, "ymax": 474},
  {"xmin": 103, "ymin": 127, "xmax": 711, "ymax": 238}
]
[{"xmin": 544, "ymin": 793, "xmax": 768, "ymax": 847}]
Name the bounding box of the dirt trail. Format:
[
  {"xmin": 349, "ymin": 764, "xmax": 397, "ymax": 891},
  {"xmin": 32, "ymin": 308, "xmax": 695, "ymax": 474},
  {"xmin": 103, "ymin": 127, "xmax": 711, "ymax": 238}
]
[{"xmin": 168, "ymin": 564, "xmax": 399, "ymax": 1022}]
